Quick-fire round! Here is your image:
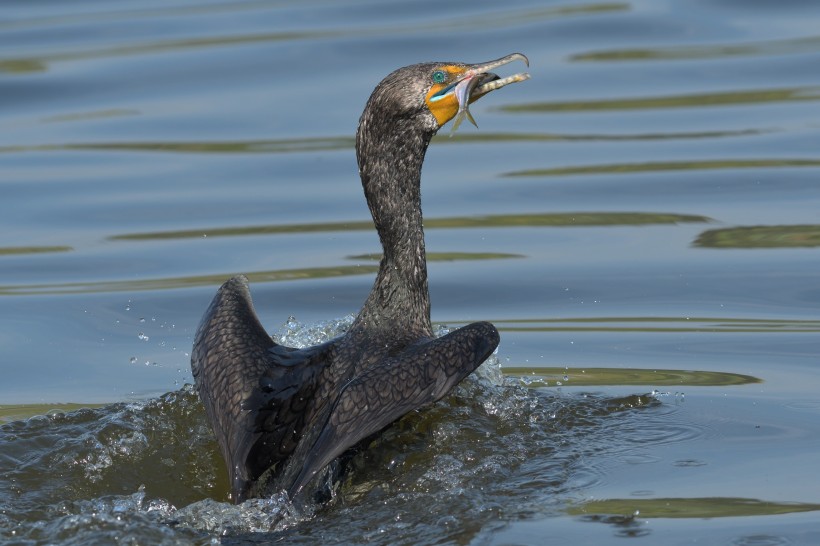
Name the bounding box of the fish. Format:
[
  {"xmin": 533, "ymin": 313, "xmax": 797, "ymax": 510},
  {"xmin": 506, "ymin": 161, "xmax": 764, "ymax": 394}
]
[
  {"xmin": 450, "ymin": 72, "xmax": 531, "ymax": 137},
  {"xmin": 450, "ymin": 76, "xmax": 481, "ymax": 135}
]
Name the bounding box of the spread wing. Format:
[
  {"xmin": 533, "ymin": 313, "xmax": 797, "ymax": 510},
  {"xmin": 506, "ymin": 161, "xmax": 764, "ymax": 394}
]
[
  {"xmin": 191, "ymin": 275, "xmax": 330, "ymax": 502},
  {"xmin": 286, "ymin": 320, "xmax": 500, "ymax": 498}
]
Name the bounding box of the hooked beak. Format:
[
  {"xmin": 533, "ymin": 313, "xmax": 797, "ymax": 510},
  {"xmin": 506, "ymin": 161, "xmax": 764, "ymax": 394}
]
[
  {"xmin": 430, "ymin": 53, "xmax": 530, "ymax": 104},
  {"xmin": 426, "ymin": 53, "xmax": 530, "ymax": 131},
  {"xmin": 463, "ymin": 53, "xmax": 531, "ymax": 102}
]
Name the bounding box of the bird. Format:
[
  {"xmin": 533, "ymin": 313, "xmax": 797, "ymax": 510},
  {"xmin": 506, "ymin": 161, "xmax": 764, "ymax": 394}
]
[{"xmin": 191, "ymin": 53, "xmax": 530, "ymax": 504}]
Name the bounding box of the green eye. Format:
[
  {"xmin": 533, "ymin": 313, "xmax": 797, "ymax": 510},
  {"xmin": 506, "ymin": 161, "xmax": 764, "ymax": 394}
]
[{"xmin": 431, "ymin": 70, "xmax": 446, "ymax": 84}]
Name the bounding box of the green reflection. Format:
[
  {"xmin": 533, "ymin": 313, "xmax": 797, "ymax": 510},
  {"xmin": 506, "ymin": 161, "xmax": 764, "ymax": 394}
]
[
  {"xmin": 0, "ymin": 129, "xmax": 767, "ymax": 156},
  {"xmin": 41, "ymin": 109, "xmax": 141, "ymax": 124},
  {"xmin": 0, "ymin": 59, "xmax": 46, "ymax": 73},
  {"xmin": 1, "ymin": 3, "xmax": 626, "ymax": 74},
  {"xmin": 695, "ymin": 225, "xmax": 820, "ymax": 248},
  {"xmin": 495, "ymin": 316, "xmax": 820, "ymax": 333},
  {"xmin": 349, "ymin": 252, "xmax": 523, "ymax": 262},
  {"xmin": 439, "ymin": 128, "xmax": 769, "ymax": 143},
  {"xmin": 111, "ymin": 212, "xmax": 710, "ymax": 241},
  {"xmin": 0, "ymin": 403, "xmax": 104, "ymax": 424},
  {"xmin": 501, "ymin": 86, "xmax": 820, "ymax": 113},
  {"xmin": 0, "ymin": 253, "xmax": 515, "ymax": 296},
  {"xmin": 0, "ymin": 266, "xmax": 377, "ymax": 296},
  {"xmin": 0, "ymin": 246, "xmax": 72, "ymax": 256},
  {"xmin": 0, "ymin": 137, "xmax": 354, "ymax": 155},
  {"xmin": 570, "ymin": 497, "xmax": 820, "ymax": 518},
  {"xmin": 0, "ymin": 30, "xmax": 341, "ymax": 75},
  {"xmin": 572, "ymin": 35, "xmax": 820, "ymax": 62},
  {"xmin": 503, "ymin": 367, "xmax": 761, "ymax": 387},
  {"xmin": 505, "ymin": 159, "xmax": 820, "ymax": 177}
]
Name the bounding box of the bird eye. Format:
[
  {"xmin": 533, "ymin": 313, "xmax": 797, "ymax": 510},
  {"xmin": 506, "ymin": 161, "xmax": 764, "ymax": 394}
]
[{"xmin": 431, "ymin": 70, "xmax": 446, "ymax": 84}]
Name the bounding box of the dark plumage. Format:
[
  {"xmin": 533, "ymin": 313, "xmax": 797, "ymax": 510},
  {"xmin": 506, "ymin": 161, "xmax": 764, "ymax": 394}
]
[{"xmin": 191, "ymin": 54, "xmax": 529, "ymax": 503}]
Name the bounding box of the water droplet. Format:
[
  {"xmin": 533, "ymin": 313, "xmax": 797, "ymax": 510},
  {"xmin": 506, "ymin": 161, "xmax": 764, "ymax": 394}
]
[
  {"xmin": 563, "ymin": 375, "xmax": 569, "ymax": 382},
  {"xmin": 129, "ymin": 357, "xmax": 137, "ymax": 364},
  {"xmin": 139, "ymin": 317, "xmax": 145, "ymax": 323},
  {"xmin": 138, "ymin": 333, "xmax": 149, "ymax": 341}
]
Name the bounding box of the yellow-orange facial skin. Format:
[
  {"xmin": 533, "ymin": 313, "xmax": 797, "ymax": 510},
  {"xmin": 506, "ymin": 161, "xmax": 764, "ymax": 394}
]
[{"xmin": 425, "ymin": 65, "xmax": 469, "ymax": 127}]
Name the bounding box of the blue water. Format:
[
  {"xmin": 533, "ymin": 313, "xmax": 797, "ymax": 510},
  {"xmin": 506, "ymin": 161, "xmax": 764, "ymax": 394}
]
[{"xmin": 2, "ymin": 0, "xmax": 820, "ymax": 544}]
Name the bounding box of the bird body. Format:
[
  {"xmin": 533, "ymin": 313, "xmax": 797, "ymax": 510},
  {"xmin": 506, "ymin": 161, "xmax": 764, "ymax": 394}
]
[{"xmin": 192, "ymin": 54, "xmax": 529, "ymax": 503}]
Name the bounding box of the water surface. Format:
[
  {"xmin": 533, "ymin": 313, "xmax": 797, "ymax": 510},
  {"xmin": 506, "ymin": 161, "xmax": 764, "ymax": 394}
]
[{"xmin": 1, "ymin": 0, "xmax": 819, "ymax": 544}]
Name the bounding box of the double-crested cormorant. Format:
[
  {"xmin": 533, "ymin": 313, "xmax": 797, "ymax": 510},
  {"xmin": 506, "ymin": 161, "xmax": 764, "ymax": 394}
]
[{"xmin": 192, "ymin": 54, "xmax": 530, "ymax": 503}]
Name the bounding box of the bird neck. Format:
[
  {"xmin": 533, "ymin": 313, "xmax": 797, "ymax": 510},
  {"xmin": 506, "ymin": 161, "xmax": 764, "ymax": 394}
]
[{"xmin": 353, "ymin": 114, "xmax": 434, "ymax": 338}]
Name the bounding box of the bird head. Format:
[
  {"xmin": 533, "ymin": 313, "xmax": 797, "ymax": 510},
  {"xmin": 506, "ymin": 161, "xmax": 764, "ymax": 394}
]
[
  {"xmin": 361, "ymin": 53, "xmax": 530, "ymax": 136},
  {"xmin": 424, "ymin": 53, "xmax": 530, "ymax": 133}
]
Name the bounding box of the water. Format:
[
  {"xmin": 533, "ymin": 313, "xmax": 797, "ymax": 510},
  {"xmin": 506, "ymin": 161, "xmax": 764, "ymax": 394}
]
[{"xmin": 2, "ymin": 0, "xmax": 820, "ymax": 543}]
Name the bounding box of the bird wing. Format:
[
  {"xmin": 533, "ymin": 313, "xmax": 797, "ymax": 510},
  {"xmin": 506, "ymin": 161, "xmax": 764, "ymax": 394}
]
[
  {"xmin": 191, "ymin": 275, "xmax": 330, "ymax": 502},
  {"xmin": 286, "ymin": 320, "xmax": 500, "ymax": 498}
]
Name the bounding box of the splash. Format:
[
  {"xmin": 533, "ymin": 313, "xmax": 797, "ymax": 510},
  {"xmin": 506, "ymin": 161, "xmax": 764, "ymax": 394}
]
[{"xmin": 0, "ymin": 318, "xmax": 669, "ymax": 544}]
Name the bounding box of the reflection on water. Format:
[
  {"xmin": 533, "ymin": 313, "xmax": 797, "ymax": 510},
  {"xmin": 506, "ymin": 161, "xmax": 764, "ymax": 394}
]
[
  {"xmin": 0, "ymin": 265, "xmax": 380, "ymax": 296},
  {"xmin": 495, "ymin": 316, "xmax": 820, "ymax": 333},
  {"xmin": 0, "ymin": 128, "xmax": 772, "ymax": 156},
  {"xmin": 504, "ymin": 367, "xmax": 760, "ymax": 387},
  {"xmin": 505, "ymin": 159, "xmax": 820, "ymax": 177},
  {"xmin": 501, "ymin": 86, "xmax": 820, "ymax": 112},
  {"xmin": 0, "ymin": 137, "xmax": 355, "ymax": 155},
  {"xmin": 571, "ymin": 497, "xmax": 820, "ymax": 519},
  {"xmin": 0, "ymin": 252, "xmax": 523, "ymax": 295},
  {"xmin": 108, "ymin": 212, "xmax": 710, "ymax": 241},
  {"xmin": 695, "ymin": 224, "xmax": 820, "ymax": 248},
  {"xmin": 0, "ymin": 245, "xmax": 72, "ymax": 255},
  {"xmin": 572, "ymin": 35, "xmax": 820, "ymax": 62},
  {"xmin": 0, "ymin": 2, "xmax": 628, "ymax": 75}
]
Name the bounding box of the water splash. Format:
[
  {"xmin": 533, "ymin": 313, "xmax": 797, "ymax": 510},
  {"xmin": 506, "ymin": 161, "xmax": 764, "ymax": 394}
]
[
  {"xmin": 0, "ymin": 319, "xmax": 667, "ymax": 544},
  {"xmin": 273, "ymin": 314, "xmax": 355, "ymax": 348}
]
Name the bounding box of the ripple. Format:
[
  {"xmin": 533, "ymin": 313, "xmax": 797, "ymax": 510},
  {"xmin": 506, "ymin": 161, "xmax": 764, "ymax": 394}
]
[
  {"xmin": 695, "ymin": 224, "xmax": 820, "ymax": 248},
  {"xmin": 571, "ymin": 35, "xmax": 820, "ymax": 62},
  {"xmin": 784, "ymin": 400, "xmax": 820, "ymax": 413},
  {"xmin": 504, "ymin": 158, "xmax": 820, "ymax": 178},
  {"xmin": 673, "ymin": 459, "xmax": 708, "ymax": 467},
  {"xmin": 500, "ymin": 86, "xmax": 820, "ymax": 113},
  {"xmin": 570, "ymin": 497, "xmax": 820, "ymax": 519},
  {"xmin": 732, "ymin": 535, "xmax": 792, "ymax": 546}
]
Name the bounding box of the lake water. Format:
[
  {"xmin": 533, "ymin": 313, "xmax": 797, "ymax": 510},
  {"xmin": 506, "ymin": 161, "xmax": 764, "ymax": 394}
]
[{"xmin": 2, "ymin": 0, "xmax": 820, "ymax": 544}]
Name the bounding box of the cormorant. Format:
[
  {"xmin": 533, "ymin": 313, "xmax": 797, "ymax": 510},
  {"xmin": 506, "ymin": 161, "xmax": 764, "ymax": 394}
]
[{"xmin": 191, "ymin": 54, "xmax": 530, "ymax": 503}]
